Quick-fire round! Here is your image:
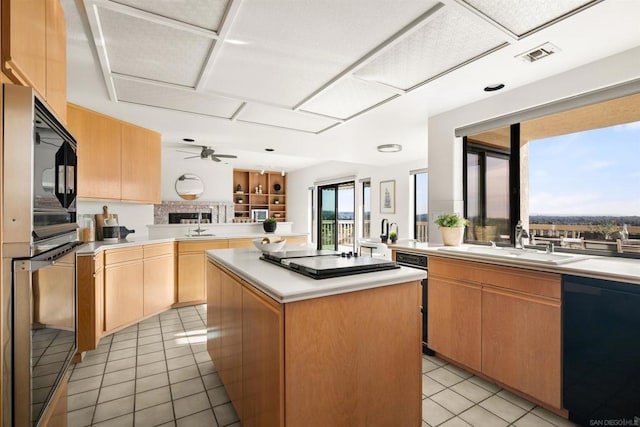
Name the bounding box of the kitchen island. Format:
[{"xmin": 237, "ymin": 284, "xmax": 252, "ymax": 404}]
[{"xmin": 206, "ymin": 248, "xmax": 426, "ymax": 427}]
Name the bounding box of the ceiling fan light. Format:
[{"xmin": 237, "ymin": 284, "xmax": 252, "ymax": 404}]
[{"xmin": 377, "ymin": 144, "xmax": 402, "ymax": 153}]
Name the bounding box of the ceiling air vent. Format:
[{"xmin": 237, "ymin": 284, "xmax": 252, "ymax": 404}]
[{"xmin": 517, "ymin": 42, "xmax": 560, "ymax": 63}]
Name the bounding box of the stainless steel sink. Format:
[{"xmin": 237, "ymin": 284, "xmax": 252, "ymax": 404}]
[
  {"xmin": 185, "ymin": 233, "xmax": 216, "ymax": 237},
  {"xmin": 438, "ymin": 245, "xmax": 587, "ymax": 265}
]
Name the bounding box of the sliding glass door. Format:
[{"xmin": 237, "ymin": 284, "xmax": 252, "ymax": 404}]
[{"xmin": 318, "ymin": 181, "xmax": 355, "ymax": 252}]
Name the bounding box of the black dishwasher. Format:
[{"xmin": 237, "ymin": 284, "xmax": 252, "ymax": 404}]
[
  {"xmin": 563, "ymin": 275, "xmax": 640, "ymax": 426},
  {"xmin": 395, "ymin": 251, "xmax": 433, "ymax": 355}
]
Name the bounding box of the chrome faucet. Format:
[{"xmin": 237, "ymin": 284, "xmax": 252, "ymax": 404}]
[
  {"xmin": 193, "ymin": 211, "xmax": 207, "ymax": 235},
  {"xmin": 514, "ymin": 220, "xmax": 529, "ymax": 249}
]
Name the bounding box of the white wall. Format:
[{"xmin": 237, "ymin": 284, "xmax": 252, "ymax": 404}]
[
  {"xmin": 427, "ymin": 46, "xmax": 640, "ymax": 243},
  {"xmin": 161, "ymin": 148, "xmax": 233, "ymax": 202},
  {"xmin": 288, "ymin": 158, "xmax": 426, "ymax": 244}
]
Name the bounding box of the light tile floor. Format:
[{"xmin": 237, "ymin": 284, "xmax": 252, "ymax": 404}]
[{"xmin": 66, "ymin": 304, "xmax": 576, "ymax": 427}]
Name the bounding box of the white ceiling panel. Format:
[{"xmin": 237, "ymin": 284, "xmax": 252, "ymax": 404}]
[
  {"xmin": 111, "ymin": 0, "xmax": 229, "ymax": 31},
  {"xmin": 203, "ymin": 0, "xmax": 441, "ymax": 107},
  {"xmin": 354, "ymin": 6, "xmax": 507, "ymax": 90},
  {"xmin": 98, "ymin": 7, "xmax": 213, "ymax": 86},
  {"xmin": 460, "ymin": 0, "xmax": 598, "ymax": 37},
  {"xmin": 300, "ymin": 77, "xmax": 399, "ymax": 120},
  {"xmin": 114, "ymin": 77, "xmax": 242, "ymax": 118},
  {"xmin": 236, "ymin": 104, "xmax": 339, "ymax": 134}
]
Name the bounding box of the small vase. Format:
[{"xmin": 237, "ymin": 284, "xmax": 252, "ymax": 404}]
[
  {"xmin": 263, "ymin": 221, "xmax": 277, "ymax": 233},
  {"xmin": 440, "ymin": 227, "xmax": 465, "ymax": 246}
]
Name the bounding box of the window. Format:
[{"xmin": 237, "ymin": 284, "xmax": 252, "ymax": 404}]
[
  {"xmin": 464, "ymin": 141, "xmax": 512, "ymax": 244},
  {"xmin": 413, "ymin": 172, "xmax": 428, "ymax": 242},
  {"xmin": 362, "ymin": 180, "xmax": 371, "ymax": 239}
]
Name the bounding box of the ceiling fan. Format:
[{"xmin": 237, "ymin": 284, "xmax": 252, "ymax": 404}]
[{"xmin": 177, "ymin": 145, "xmax": 238, "ymax": 162}]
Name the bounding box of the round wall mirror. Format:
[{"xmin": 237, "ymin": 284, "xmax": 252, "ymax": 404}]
[{"xmin": 175, "ymin": 174, "xmax": 204, "ymax": 200}]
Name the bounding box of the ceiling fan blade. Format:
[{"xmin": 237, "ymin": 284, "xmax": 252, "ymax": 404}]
[
  {"xmin": 211, "ymin": 156, "xmax": 222, "ymax": 162},
  {"xmin": 183, "ymin": 155, "xmax": 200, "ymax": 159},
  {"xmin": 212, "ymin": 154, "xmax": 237, "ymax": 159},
  {"xmin": 176, "ymin": 150, "xmax": 198, "ymax": 154}
]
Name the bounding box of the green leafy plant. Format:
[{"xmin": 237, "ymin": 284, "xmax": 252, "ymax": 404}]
[
  {"xmin": 264, "ymin": 216, "xmax": 277, "ymax": 224},
  {"xmin": 389, "ymin": 231, "xmax": 397, "ymax": 240},
  {"xmin": 435, "ymin": 213, "xmax": 469, "ymax": 228}
]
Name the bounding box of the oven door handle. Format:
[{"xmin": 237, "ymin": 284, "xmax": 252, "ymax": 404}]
[{"xmin": 13, "ymin": 241, "xmax": 82, "ymax": 273}]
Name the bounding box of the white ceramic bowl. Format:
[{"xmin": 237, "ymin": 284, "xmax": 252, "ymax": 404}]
[{"xmin": 252, "ymin": 238, "xmax": 287, "ymax": 252}]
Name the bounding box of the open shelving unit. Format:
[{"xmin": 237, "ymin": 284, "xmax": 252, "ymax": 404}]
[{"xmin": 233, "ymin": 169, "xmax": 287, "ymax": 222}]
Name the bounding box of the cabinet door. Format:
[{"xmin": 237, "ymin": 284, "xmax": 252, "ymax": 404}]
[
  {"xmin": 94, "ymin": 265, "xmax": 104, "ymax": 338},
  {"xmin": 482, "ymin": 287, "xmax": 561, "ymax": 407},
  {"xmin": 219, "ymin": 271, "xmax": 243, "ymax": 420},
  {"xmin": 67, "ymin": 105, "xmax": 122, "ymax": 199},
  {"xmin": 428, "ymin": 277, "xmax": 482, "ymax": 371},
  {"xmin": 104, "ymin": 261, "xmax": 143, "ymax": 332},
  {"xmin": 242, "ymin": 286, "xmax": 283, "ymax": 427},
  {"xmin": 2, "ymin": 0, "xmax": 46, "ymax": 95},
  {"xmin": 178, "ymin": 253, "xmax": 205, "ymax": 303},
  {"xmin": 144, "ymin": 254, "xmax": 175, "ymax": 316},
  {"xmin": 45, "ymin": 0, "xmax": 66, "ymax": 123},
  {"xmin": 121, "ymin": 123, "xmax": 161, "ymax": 203},
  {"xmin": 206, "ymin": 261, "xmax": 222, "ymax": 363}
]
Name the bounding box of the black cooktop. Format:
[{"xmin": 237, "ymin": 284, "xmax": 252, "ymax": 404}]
[{"xmin": 260, "ymin": 249, "xmax": 399, "ymax": 279}]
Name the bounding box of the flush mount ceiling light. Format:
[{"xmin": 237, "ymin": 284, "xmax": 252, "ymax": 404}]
[
  {"xmin": 377, "ymin": 144, "xmax": 402, "ymax": 153},
  {"xmin": 484, "ymin": 83, "xmax": 505, "ymax": 92}
]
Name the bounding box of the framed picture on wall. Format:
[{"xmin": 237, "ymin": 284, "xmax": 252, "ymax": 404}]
[{"xmin": 380, "ymin": 180, "xmax": 396, "ymax": 214}]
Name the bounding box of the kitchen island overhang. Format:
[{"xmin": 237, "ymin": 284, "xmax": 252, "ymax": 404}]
[{"xmin": 206, "ymin": 247, "xmax": 426, "ymax": 427}]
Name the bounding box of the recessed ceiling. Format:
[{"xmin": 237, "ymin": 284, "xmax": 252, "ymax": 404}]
[{"xmin": 65, "ymin": 0, "xmax": 640, "ymax": 170}]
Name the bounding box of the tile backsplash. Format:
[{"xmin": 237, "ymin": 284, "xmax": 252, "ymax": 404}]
[{"xmin": 154, "ymin": 201, "xmax": 234, "ymax": 224}]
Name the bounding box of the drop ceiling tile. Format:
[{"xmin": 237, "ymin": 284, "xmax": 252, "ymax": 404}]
[
  {"xmin": 236, "ymin": 104, "xmax": 338, "ymax": 133},
  {"xmin": 111, "ymin": 0, "xmax": 229, "ymax": 31},
  {"xmin": 204, "ymin": 0, "xmax": 441, "ymax": 107},
  {"xmin": 98, "ymin": 7, "xmax": 213, "ymax": 86},
  {"xmin": 114, "ymin": 77, "xmax": 242, "ymax": 118},
  {"xmin": 300, "ymin": 77, "xmax": 398, "ymax": 120},
  {"xmin": 461, "ymin": 0, "xmax": 597, "ymax": 37},
  {"xmin": 354, "ymin": 6, "xmax": 506, "ymax": 90}
]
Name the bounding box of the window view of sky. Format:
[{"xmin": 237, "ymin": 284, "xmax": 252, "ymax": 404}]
[{"xmin": 529, "ymin": 121, "xmax": 640, "ymax": 216}]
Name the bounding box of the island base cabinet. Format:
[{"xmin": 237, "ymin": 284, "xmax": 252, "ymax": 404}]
[
  {"xmin": 428, "ymin": 277, "xmax": 482, "ymax": 372},
  {"xmin": 219, "ymin": 271, "xmax": 244, "ymax": 420},
  {"xmin": 482, "ymin": 287, "xmax": 561, "ymax": 408}
]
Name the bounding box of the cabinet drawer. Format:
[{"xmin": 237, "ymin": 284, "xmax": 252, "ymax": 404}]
[
  {"xmin": 227, "ymin": 238, "xmax": 254, "ymax": 248},
  {"xmin": 178, "ymin": 240, "xmax": 228, "ymax": 253},
  {"xmin": 105, "ymin": 246, "xmax": 143, "ymax": 265},
  {"xmin": 479, "ymin": 264, "xmax": 561, "ymax": 300},
  {"xmin": 144, "ymin": 242, "xmax": 175, "ymax": 258},
  {"xmin": 429, "ymin": 257, "xmax": 483, "ymax": 283}
]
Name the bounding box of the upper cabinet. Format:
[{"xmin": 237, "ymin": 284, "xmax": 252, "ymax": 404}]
[
  {"xmin": 2, "ymin": 0, "xmax": 67, "ymax": 123},
  {"xmin": 67, "ymin": 104, "xmax": 161, "ymax": 204}
]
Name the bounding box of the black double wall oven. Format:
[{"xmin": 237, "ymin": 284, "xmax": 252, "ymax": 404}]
[{"xmin": 3, "ymin": 84, "xmax": 81, "ymax": 426}]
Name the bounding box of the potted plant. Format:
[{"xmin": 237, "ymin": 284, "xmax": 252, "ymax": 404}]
[
  {"xmin": 263, "ymin": 216, "xmax": 277, "ymax": 233},
  {"xmin": 236, "ymin": 196, "xmax": 244, "ymax": 204},
  {"xmin": 389, "ymin": 231, "xmax": 397, "ymax": 243},
  {"xmin": 435, "ymin": 213, "xmax": 469, "ymax": 246},
  {"xmin": 274, "ymin": 197, "xmax": 279, "ymax": 204}
]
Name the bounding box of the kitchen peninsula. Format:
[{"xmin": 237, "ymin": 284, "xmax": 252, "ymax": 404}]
[{"xmin": 206, "ymin": 248, "xmax": 426, "ymax": 427}]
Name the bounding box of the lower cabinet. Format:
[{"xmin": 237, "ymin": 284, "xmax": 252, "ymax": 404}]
[
  {"xmin": 178, "ymin": 240, "xmax": 228, "ymax": 304},
  {"xmin": 143, "ymin": 243, "xmax": 176, "ymax": 316},
  {"xmin": 104, "ymin": 247, "xmax": 144, "ymax": 332},
  {"xmin": 428, "ymin": 256, "xmax": 562, "ymax": 409}
]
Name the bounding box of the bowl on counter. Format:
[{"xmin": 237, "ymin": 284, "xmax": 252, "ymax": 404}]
[{"xmin": 252, "ymin": 237, "xmax": 286, "ymax": 252}]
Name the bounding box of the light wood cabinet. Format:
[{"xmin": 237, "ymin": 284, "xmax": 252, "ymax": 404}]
[
  {"xmin": 104, "ymin": 247, "xmax": 143, "ymax": 332},
  {"xmin": 428, "ymin": 275, "xmax": 481, "ymax": 371},
  {"xmin": 77, "ymin": 253, "xmax": 104, "ymax": 353},
  {"xmin": 67, "ymin": 104, "xmax": 122, "ymax": 200},
  {"xmin": 482, "ymin": 287, "xmax": 561, "ymax": 408},
  {"xmin": 233, "ymin": 169, "xmax": 287, "ymax": 222},
  {"xmin": 45, "ymin": 0, "xmax": 66, "ymax": 123},
  {"xmin": 177, "ymin": 240, "xmax": 228, "ymax": 304},
  {"xmin": 67, "ymin": 104, "xmax": 161, "ymax": 203},
  {"xmin": 428, "ymin": 256, "xmax": 562, "ymax": 409},
  {"xmin": 143, "ymin": 243, "xmax": 175, "ymax": 316},
  {"xmin": 1, "ymin": 0, "xmax": 47, "ymax": 96},
  {"xmin": 121, "ymin": 123, "xmax": 161, "ymax": 203},
  {"xmin": 207, "ymin": 259, "xmax": 421, "ymax": 427},
  {"xmin": 2, "ymin": 0, "xmax": 67, "ymax": 122}
]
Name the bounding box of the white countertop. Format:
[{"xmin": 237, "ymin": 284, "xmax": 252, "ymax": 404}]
[
  {"xmin": 206, "ymin": 248, "xmax": 427, "ymax": 303},
  {"xmin": 76, "ymin": 233, "xmax": 308, "ymax": 255},
  {"xmin": 390, "ymin": 242, "xmax": 640, "ymax": 285}
]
